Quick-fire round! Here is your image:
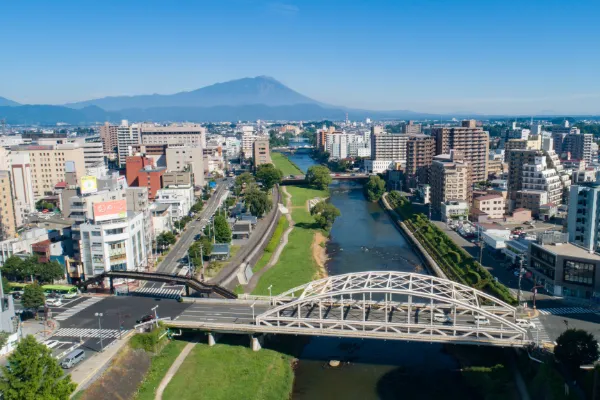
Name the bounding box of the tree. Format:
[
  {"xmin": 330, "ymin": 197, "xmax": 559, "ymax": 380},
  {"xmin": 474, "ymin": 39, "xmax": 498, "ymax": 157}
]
[
  {"xmin": 310, "ymin": 201, "xmax": 341, "ymax": 230},
  {"xmin": 35, "ymin": 199, "xmax": 55, "ymax": 211},
  {"xmin": 0, "ymin": 335, "xmax": 77, "ymax": 399},
  {"xmin": 35, "ymin": 260, "xmax": 65, "ymax": 283},
  {"xmin": 306, "ymin": 165, "xmax": 332, "ymax": 190},
  {"xmin": 190, "ymin": 200, "xmax": 204, "ymax": 213},
  {"xmin": 244, "ymin": 185, "xmax": 272, "ymax": 217},
  {"xmin": 156, "ymin": 231, "xmax": 176, "ymax": 250},
  {"xmin": 364, "ymin": 175, "xmax": 386, "ymax": 202},
  {"xmin": 234, "ymin": 172, "xmax": 256, "ymax": 195},
  {"xmin": 255, "ymin": 164, "xmax": 283, "ymax": 190},
  {"xmin": 21, "ymin": 283, "xmax": 45, "ymax": 310},
  {"xmin": 1, "ymin": 256, "xmax": 24, "ymax": 280},
  {"xmin": 555, "ymin": 329, "xmax": 599, "ymax": 373},
  {"xmin": 2, "ymin": 276, "xmax": 10, "ymax": 295},
  {"xmin": 213, "ymin": 214, "xmax": 232, "ymax": 243}
]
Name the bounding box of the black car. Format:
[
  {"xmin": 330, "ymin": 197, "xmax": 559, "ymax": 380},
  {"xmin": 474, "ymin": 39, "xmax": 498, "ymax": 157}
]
[{"xmin": 136, "ymin": 314, "xmax": 154, "ymax": 324}]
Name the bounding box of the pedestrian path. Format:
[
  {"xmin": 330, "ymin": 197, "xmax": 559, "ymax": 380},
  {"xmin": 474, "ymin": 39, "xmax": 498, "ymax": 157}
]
[
  {"xmin": 530, "ymin": 317, "xmax": 552, "ymax": 344},
  {"xmin": 53, "ymin": 328, "xmax": 129, "ymax": 339},
  {"xmin": 54, "ymin": 297, "xmax": 104, "ymax": 321},
  {"xmin": 537, "ymin": 307, "xmax": 600, "ymax": 315},
  {"xmin": 131, "ymin": 286, "xmax": 184, "ymax": 299}
]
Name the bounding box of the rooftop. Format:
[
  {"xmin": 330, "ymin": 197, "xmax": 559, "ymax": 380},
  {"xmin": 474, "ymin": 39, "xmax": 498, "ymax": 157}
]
[
  {"xmin": 475, "ymin": 194, "xmax": 503, "ymax": 201},
  {"xmin": 532, "ymin": 242, "xmax": 600, "ymax": 261}
]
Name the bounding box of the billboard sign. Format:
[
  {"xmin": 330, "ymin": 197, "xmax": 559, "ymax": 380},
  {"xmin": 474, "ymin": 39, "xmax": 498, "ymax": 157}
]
[
  {"xmin": 80, "ymin": 176, "xmax": 98, "ymax": 195},
  {"xmin": 93, "ymin": 199, "xmax": 127, "ymax": 221}
]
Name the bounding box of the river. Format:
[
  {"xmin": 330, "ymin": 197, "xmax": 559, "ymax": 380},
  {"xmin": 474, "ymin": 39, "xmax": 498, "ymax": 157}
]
[{"xmin": 282, "ymin": 150, "xmax": 471, "ymax": 400}]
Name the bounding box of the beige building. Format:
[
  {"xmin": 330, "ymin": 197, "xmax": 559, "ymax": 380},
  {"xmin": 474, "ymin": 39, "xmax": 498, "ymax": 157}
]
[
  {"xmin": 253, "ymin": 138, "xmax": 272, "ymax": 167},
  {"xmin": 432, "ymin": 120, "xmax": 489, "ymax": 182},
  {"xmin": 0, "ymin": 171, "xmax": 17, "ymax": 240},
  {"xmin": 141, "ymin": 124, "xmax": 206, "ymax": 148},
  {"xmin": 11, "ymin": 144, "xmax": 86, "ymax": 200},
  {"xmin": 473, "ymin": 194, "xmax": 505, "ymax": 219},
  {"xmin": 99, "ymin": 122, "xmax": 119, "ymax": 154},
  {"xmin": 370, "ymin": 128, "xmax": 408, "ymax": 163},
  {"xmin": 8, "ymin": 152, "xmax": 35, "ymax": 228},
  {"xmin": 405, "ymin": 134, "xmax": 436, "ymax": 187},
  {"xmin": 163, "ymin": 171, "xmax": 193, "ymax": 187},
  {"xmin": 430, "ymin": 151, "xmax": 472, "ymax": 212},
  {"xmin": 165, "ymin": 145, "xmax": 205, "ymax": 188}
]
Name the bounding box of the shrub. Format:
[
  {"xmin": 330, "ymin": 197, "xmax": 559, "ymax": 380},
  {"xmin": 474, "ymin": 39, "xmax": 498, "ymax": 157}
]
[{"xmin": 130, "ymin": 325, "xmax": 167, "ymax": 353}]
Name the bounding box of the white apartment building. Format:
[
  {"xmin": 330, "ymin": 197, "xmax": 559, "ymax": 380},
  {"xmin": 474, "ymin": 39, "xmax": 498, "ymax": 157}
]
[
  {"xmin": 326, "ymin": 133, "xmax": 349, "ymax": 160},
  {"xmin": 242, "ymin": 133, "xmax": 259, "ymax": 157},
  {"xmin": 117, "ymin": 120, "xmax": 141, "ymax": 167},
  {"xmin": 155, "ymin": 185, "xmax": 195, "ymax": 222},
  {"xmin": 516, "ymin": 155, "xmax": 563, "ymax": 218},
  {"xmin": 441, "ymin": 200, "xmax": 469, "ymax": 222},
  {"xmin": 80, "ymin": 208, "xmax": 146, "ymax": 278},
  {"xmin": 370, "ymin": 129, "xmax": 408, "ymax": 164},
  {"xmin": 364, "ymin": 159, "xmax": 394, "ymax": 174},
  {"xmin": 150, "ymin": 203, "xmax": 173, "ymax": 236}
]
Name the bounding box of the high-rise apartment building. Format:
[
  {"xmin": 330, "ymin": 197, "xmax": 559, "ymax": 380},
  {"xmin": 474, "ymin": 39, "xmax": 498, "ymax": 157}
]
[
  {"xmin": 253, "ymin": 138, "xmax": 272, "ymax": 167},
  {"xmin": 370, "ymin": 128, "xmax": 408, "ymax": 164},
  {"xmin": 8, "ymin": 152, "xmax": 35, "ymax": 227},
  {"xmin": 165, "ymin": 145, "xmax": 205, "ymax": 188},
  {"xmin": 432, "ymin": 120, "xmax": 489, "ymax": 182},
  {"xmin": 241, "ymin": 132, "xmax": 259, "ymax": 158},
  {"xmin": 555, "ymin": 132, "xmax": 594, "ymax": 163},
  {"xmin": 0, "ymin": 171, "xmax": 17, "ymax": 240},
  {"xmin": 402, "ymin": 121, "xmax": 422, "ymax": 134},
  {"xmin": 326, "ymin": 133, "xmax": 349, "ymax": 160},
  {"xmin": 404, "ymin": 134, "xmax": 436, "ymax": 187},
  {"xmin": 99, "ymin": 122, "xmax": 118, "ymax": 154},
  {"xmin": 430, "ymin": 151, "xmax": 472, "ymax": 212},
  {"xmin": 516, "ymin": 155, "xmax": 563, "ymax": 218},
  {"xmin": 117, "ymin": 120, "xmax": 141, "ymax": 167},
  {"xmin": 11, "ymin": 144, "xmax": 86, "ymax": 200}
]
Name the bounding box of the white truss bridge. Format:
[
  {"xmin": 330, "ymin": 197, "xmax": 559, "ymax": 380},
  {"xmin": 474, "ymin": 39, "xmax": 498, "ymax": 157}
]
[{"xmin": 167, "ymin": 271, "xmax": 530, "ymax": 347}]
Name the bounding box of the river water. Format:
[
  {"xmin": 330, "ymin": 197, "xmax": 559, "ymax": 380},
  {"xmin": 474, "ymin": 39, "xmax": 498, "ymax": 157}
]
[{"xmin": 283, "ymin": 150, "xmax": 471, "ymax": 400}]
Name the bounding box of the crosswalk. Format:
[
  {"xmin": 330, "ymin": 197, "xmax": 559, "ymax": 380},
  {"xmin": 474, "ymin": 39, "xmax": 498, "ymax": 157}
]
[
  {"xmin": 53, "ymin": 328, "xmax": 129, "ymax": 339},
  {"xmin": 132, "ymin": 286, "xmax": 184, "ymax": 299},
  {"xmin": 54, "ymin": 297, "xmax": 104, "ymax": 321},
  {"xmin": 537, "ymin": 307, "xmax": 600, "ymax": 316},
  {"xmin": 530, "ymin": 318, "xmax": 552, "ymax": 344}
]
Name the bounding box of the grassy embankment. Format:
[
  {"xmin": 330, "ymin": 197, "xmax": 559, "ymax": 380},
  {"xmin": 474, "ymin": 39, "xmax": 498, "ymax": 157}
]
[
  {"xmin": 163, "ymin": 343, "xmax": 294, "ymax": 400},
  {"xmin": 252, "ymin": 153, "xmax": 328, "ymax": 295},
  {"xmin": 252, "ymin": 216, "xmax": 290, "ymax": 273},
  {"xmin": 135, "ymin": 340, "xmax": 188, "ymax": 400}
]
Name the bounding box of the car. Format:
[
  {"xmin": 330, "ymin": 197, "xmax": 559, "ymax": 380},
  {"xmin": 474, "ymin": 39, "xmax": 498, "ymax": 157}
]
[
  {"xmin": 136, "ymin": 314, "xmax": 154, "ymax": 324},
  {"xmin": 515, "ymin": 319, "xmax": 536, "ymax": 329},
  {"xmin": 473, "ymin": 316, "xmax": 491, "ymax": 325},
  {"xmin": 43, "ymin": 339, "xmax": 60, "ymax": 349},
  {"xmin": 46, "ymin": 298, "xmax": 63, "ymax": 307},
  {"xmin": 63, "ymin": 292, "xmax": 78, "ymax": 299},
  {"xmin": 433, "ymin": 313, "xmax": 452, "ymax": 324}
]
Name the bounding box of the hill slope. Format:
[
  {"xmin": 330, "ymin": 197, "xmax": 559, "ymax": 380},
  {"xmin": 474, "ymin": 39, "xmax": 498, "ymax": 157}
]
[{"xmin": 0, "ymin": 97, "xmax": 20, "ymax": 107}]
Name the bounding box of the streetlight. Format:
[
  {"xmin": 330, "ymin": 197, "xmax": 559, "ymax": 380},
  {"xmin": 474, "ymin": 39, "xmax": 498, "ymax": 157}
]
[
  {"xmin": 250, "ymin": 302, "xmax": 256, "ymax": 323},
  {"xmin": 95, "ymin": 312, "xmax": 104, "ymax": 352},
  {"xmin": 268, "ymin": 285, "xmax": 273, "ymax": 305},
  {"xmin": 151, "ymin": 305, "xmax": 159, "ymax": 327}
]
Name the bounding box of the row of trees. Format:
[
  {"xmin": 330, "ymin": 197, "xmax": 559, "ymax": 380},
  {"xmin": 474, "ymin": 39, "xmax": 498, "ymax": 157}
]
[
  {"xmin": 234, "ymin": 169, "xmax": 276, "ymax": 217},
  {"xmin": 364, "ymin": 175, "xmax": 385, "ymax": 202},
  {"xmin": 2, "ymin": 256, "xmax": 64, "ymax": 283},
  {"xmin": 204, "ymin": 213, "xmax": 232, "ymax": 243}
]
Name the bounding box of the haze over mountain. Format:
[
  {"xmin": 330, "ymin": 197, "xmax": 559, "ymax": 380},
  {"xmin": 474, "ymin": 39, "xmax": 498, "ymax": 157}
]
[
  {"xmin": 0, "ymin": 97, "xmax": 20, "ymax": 107},
  {"xmin": 65, "ymin": 76, "xmax": 325, "ymax": 111}
]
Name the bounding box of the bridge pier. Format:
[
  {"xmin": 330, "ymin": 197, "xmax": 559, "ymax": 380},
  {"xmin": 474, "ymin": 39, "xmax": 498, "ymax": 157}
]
[
  {"xmin": 109, "ymin": 277, "xmax": 114, "ymax": 293},
  {"xmin": 250, "ymin": 335, "xmax": 263, "ymax": 351},
  {"xmin": 185, "ymin": 286, "xmax": 190, "ymax": 297},
  {"xmin": 207, "ymin": 332, "xmax": 220, "ymax": 346}
]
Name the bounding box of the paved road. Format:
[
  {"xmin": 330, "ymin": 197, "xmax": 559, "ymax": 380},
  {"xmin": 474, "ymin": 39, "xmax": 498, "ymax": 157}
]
[{"xmin": 153, "ymin": 181, "xmax": 229, "ymax": 278}]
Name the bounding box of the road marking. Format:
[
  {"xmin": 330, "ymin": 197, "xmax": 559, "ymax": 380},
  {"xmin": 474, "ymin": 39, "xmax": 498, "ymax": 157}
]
[
  {"xmin": 537, "ymin": 307, "xmax": 599, "ymax": 315},
  {"xmin": 53, "ymin": 328, "xmax": 129, "ymax": 339},
  {"xmin": 53, "ymin": 297, "xmax": 104, "ymax": 321}
]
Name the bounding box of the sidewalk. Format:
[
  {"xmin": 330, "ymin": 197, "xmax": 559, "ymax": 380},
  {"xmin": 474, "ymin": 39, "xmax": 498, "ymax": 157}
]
[
  {"xmin": 155, "ymin": 341, "xmax": 196, "ymax": 400},
  {"xmin": 69, "ymin": 330, "xmax": 135, "ymax": 395}
]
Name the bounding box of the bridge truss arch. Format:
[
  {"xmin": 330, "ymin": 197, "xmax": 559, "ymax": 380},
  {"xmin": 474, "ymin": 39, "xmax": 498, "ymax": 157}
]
[{"xmin": 256, "ymin": 271, "xmax": 528, "ymax": 346}]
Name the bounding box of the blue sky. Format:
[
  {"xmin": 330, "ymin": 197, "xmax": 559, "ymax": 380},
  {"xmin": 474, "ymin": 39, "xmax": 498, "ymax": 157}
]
[{"xmin": 1, "ymin": 0, "xmax": 599, "ymax": 114}]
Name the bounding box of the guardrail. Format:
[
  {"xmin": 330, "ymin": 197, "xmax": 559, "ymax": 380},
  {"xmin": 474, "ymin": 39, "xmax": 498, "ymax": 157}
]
[{"xmin": 133, "ymin": 316, "xmax": 172, "ymax": 330}]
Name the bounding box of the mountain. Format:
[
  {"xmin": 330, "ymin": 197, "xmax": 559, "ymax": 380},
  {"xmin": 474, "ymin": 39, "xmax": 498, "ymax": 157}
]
[
  {"xmin": 66, "ymin": 76, "xmax": 323, "ymax": 111},
  {"xmin": 0, "ymin": 97, "xmax": 20, "ymax": 107},
  {"xmin": 0, "ymin": 105, "xmax": 120, "ymax": 125}
]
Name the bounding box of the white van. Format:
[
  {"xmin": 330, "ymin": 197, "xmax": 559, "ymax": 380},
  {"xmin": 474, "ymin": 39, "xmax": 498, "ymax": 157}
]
[
  {"xmin": 473, "ymin": 316, "xmax": 491, "ymax": 326},
  {"xmin": 433, "ymin": 313, "xmax": 451, "ymax": 323},
  {"xmin": 61, "ymin": 349, "xmax": 85, "ymax": 369}
]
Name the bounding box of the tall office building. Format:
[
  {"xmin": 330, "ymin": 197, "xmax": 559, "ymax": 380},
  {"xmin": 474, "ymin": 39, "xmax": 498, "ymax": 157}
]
[
  {"xmin": 99, "ymin": 122, "xmax": 119, "ymax": 154},
  {"xmin": 430, "ymin": 151, "xmax": 472, "ymax": 212},
  {"xmin": 404, "ymin": 134, "xmax": 436, "ymax": 187},
  {"xmin": 0, "ymin": 171, "xmax": 17, "ymax": 240},
  {"xmin": 567, "ymin": 181, "xmax": 600, "ymax": 253},
  {"xmin": 432, "ymin": 120, "xmax": 489, "ymax": 182},
  {"xmin": 11, "ymin": 144, "xmax": 86, "ymax": 200},
  {"xmin": 556, "ymin": 133, "xmax": 594, "ymax": 163},
  {"xmin": 117, "ymin": 120, "xmax": 141, "ymax": 167},
  {"xmin": 140, "ymin": 123, "xmax": 206, "ymax": 147}
]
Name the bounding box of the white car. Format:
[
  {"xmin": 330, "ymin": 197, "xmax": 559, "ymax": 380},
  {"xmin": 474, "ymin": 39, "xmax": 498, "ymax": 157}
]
[
  {"xmin": 515, "ymin": 319, "xmax": 536, "ymax": 329},
  {"xmin": 46, "ymin": 298, "xmax": 63, "ymax": 307},
  {"xmin": 63, "ymin": 292, "xmax": 78, "ymax": 299},
  {"xmin": 43, "ymin": 340, "xmax": 60, "ymax": 349}
]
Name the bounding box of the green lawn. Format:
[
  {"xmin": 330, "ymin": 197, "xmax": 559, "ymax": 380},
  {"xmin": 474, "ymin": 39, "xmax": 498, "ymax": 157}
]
[
  {"xmin": 163, "ymin": 344, "xmax": 294, "ymax": 400},
  {"xmin": 252, "ymin": 216, "xmax": 289, "ymax": 273},
  {"xmin": 271, "ymin": 152, "xmax": 302, "ymax": 176},
  {"xmin": 253, "ymin": 185, "xmax": 326, "ymax": 296},
  {"xmin": 135, "ymin": 340, "xmax": 187, "ymax": 400},
  {"xmin": 285, "ymin": 185, "xmax": 329, "ymax": 207}
]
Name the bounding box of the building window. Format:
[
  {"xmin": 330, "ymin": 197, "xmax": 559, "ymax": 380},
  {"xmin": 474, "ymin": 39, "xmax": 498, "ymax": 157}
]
[
  {"xmin": 91, "ymin": 231, "xmax": 101, "ymax": 237},
  {"xmin": 563, "ymin": 260, "xmax": 595, "ymax": 286}
]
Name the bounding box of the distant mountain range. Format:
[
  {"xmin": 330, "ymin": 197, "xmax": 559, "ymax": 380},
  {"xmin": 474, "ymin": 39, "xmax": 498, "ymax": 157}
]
[{"xmin": 0, "ymin": 76, "xmax": 594, "ymax": 125}]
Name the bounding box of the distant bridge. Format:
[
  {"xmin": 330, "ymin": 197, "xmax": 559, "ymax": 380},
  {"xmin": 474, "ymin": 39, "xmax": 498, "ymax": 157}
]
[
  {"xmin": 77, "ymin": 271, "xmax": 237, "ymax": 299},
  {"xmin": 282, "ymin": 173, "xmax": 370, "ymax": 184},
  {"xmin": 166, "ymin": 271, "xmax": 530, "ymax": 347}
]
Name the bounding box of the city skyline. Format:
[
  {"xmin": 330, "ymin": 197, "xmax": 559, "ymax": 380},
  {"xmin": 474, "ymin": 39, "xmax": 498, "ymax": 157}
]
[{"xmin": 1, "ymin": 0, "xmax": 599, "ymax": 114}]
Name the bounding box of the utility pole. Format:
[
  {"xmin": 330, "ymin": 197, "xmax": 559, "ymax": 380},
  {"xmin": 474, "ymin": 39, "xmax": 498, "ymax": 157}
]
[
  {"xmin": 517, "ymin": 257, "xmax": 524, "ymax": 306},
  {"xmin": 200, "ymin": 245, "xmax": 204, "ymax": 280}
]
